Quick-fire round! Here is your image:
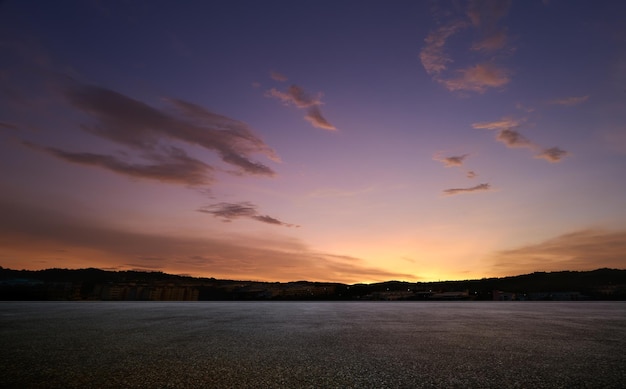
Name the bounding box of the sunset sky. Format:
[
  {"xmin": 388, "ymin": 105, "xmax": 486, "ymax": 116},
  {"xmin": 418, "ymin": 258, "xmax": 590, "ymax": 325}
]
[{"xmin": 1, "ymin": 0, "xmax": 625, "ymax": 283}]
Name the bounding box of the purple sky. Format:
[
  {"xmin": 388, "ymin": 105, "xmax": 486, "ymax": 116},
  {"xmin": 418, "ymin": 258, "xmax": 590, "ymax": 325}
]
[{"xmin": 1, "ymin": 0, "xmax": 625, "ymax": 283}]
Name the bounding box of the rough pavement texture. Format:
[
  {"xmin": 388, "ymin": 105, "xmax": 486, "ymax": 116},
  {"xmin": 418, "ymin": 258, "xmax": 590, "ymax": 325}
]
[{"xmin": 1, "ymin": 302, "xmax": 625, "ymax": 388}]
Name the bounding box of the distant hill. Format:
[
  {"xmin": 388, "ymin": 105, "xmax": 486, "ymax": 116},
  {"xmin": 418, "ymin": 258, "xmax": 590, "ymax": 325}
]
[{"xmin": 1, "ymin": 266, "xmax": 625, "ymax": 301}]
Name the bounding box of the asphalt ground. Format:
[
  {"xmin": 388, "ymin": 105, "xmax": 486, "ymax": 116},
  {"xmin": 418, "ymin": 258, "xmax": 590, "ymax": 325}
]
[{"xmin": 1, "ymin": 302, "xmax": 625, "ymax": 388}]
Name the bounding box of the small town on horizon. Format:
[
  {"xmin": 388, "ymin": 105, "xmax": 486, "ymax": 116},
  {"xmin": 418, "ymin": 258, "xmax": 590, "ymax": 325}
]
[{"xmin": 1, "ymin": 266, "xmax": 625, "ymax": 302}]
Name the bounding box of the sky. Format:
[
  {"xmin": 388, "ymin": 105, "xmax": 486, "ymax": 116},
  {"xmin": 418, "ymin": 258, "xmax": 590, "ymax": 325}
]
[{"xmin": 1, "ymin": 0, "xmax": 625, "ymax": 283}]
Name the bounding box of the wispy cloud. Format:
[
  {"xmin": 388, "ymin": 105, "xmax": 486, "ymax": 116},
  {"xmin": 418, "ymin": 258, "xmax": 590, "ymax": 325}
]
[
  {"xmin": 466, "ymin": 170, "xmax": 477, "ymax": 179},
  {"xmin": 441, "ymin": 63, "xmax": 510, "ymax": 93},
  {"xmin": 0, "ymin": 121, "xmax": 20, "ymax": 131},
  {"xmin": 496, "ymin": 129, "xmax": 533, "ymax": 148},
  {"xmin": 467, "ymin": 0, "xmax": 512, "ymax": 52},
  {"xmin": 535, "ymin": 147, "xmax": 569, "ymax": 163},
  {"xmin": 270, "ymin": 71, "xmax": 288, "ymax": 82},
  {"xmin": 471, "ymin": 30, "xmax": 507, "ymax": 52},
  {"xmin": 41, "ymin": 81, "xmax": 278, "ymax": 184},
  {"xmin": 0, "ymin": 201, "xmax": 413, "ymax": 283},
  {"xmin": 491, "ymin": 229, "xmax": 626, "ymax": 276},
  {"xmin": 473, "ymin": 116, "xmax": 569, "ymax": 162},
  {"xmin": 443, "ymin": 183, "xmax": 491, "ymax": 196},
  {"xmin": 420, "ymin": 0, "xmax": 512, "ymax": 93},
  {"xmin": 305, "ymin": 105, "xmax": 336, "ymax": 130},
  {"xmin": 266, "ymin": 84, "xmax": 336, "ymax": 131},
  {"xmin": 266, "ymin": 85, "xmax": 321, "ymax": 108},
  {"xmin": 433, "ymin": 153, "xmax": 469, "ymax": 167},
  {"xmin": 473, "ymin": 116, "xmax": 535, "ymax": 149},
  {"xmin": 472, "ymin": 117, "xmax": 523, "ymax": 130},
  {"xmin": 548, "ymin": 95, "xmax": 589, "ymax": 106},
  {"xmin": 420, "ymin": 22, "xmax": 468, "ymax": 76},
  {"xmin": 197, "ymin": 201, "xmax": 299, "ymax": 227},
  {"xmin": 25, "ymin": 142, "xmax": 213, "ymax": 186},
  {"xmin": 467, "ymin": 0, "xmax": 511, "ymax": 27}
]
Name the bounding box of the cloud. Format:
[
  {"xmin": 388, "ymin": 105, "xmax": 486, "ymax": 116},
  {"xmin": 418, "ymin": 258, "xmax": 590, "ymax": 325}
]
[
  {"xmin": 25, "ymin": 142, "xmax": 213, "ymax": 186},
  {"xmin": 441, "ymin": 63, "xmax": 510, "ymax": 93},
  {"xmin": 467, "ymin": 0, "xmax": 511, "ymax": 52},
  {"xmin": 472, "ymin": 116, "xmax": 534, "ymax": 149},
  {"xmin": 0, "ymin": 121, "xmax": 19, "ymax": 130},
  {"xmin": 535, "ymin": 147, "xmax": 569, "ymax": 162},
  {"xmin": 266, "ymin": 84, "xmax": 336, "ymax": 131},
  {"xmin": 442, "ymin": 183, "xmax": 491, "ymax": 196},
  {"xmin": 420, "ymin": 22, "xmax": 468, "ymax": 76},
  {"xmin": 54, "ymin": 82, "xmax": 278, "ymax": 181},
  {"xmin": 421, "ymin": 1, "xmax": 512, "ymax": 93},
  {"xmin": 466, "ymin": 170, "xmax": 477, "ymax": 179},
  {"xmin": 548, "ymin": 95, "xmax": 589, "ymax": 106},
  {"xmin": 491, "ymin": 229, "xmax": 626, "ymax": 276},
  {"xmin": 473, "ymin": 116, "xmax": 569, "ymax": 162},
  {"xmin": 266, "ymin": 85, "xmax": 321, "ymax": 108},
  {"xmin": 496, "ymin": 129, "xmax": 533, "ymax": 148},
  {"xmin": 472, "ymin": 117, "xmax": 523, "ymax": 130},
  {"xmin": 305, "ymin": 106, "xmax": 336, "ymax": 131},
  {"xmin": 467, "ymin": 0, "xmax": 511, "ymax": 28},
  {"xmin": 270, "ymin": 71, "xmax": 288, "ymax": 82},
  {"xmin": 471, "ymin": 29, "xmax": 507, "ymax": 51},
  {"xmin": 433, "ymin": 153, "xmax": 469, "ymax": 167},
  {"xmin": 197, "ymin": 201, "xmax": 299, "ymax": 227},
  {"xmin": 0, "ymin": 201, "xmax": 412, "ymax": 283}
]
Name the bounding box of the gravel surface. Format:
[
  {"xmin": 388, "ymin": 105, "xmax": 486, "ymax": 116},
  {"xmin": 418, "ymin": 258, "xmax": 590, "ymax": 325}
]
[{"xmin": 1, "ymin": 302, "xmax": 625, "ymax": 388}]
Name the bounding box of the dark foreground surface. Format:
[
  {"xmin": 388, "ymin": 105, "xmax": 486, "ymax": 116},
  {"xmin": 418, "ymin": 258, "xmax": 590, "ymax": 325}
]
[{"xmin": 1, "ymin": 302, "xmax": 625, "ymax": 388}]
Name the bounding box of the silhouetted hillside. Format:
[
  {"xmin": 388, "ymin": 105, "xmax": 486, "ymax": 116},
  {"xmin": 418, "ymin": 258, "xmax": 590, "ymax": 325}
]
[{"xmin": 1, "ymin": 266, "xmax": 625, "ymax": 301}]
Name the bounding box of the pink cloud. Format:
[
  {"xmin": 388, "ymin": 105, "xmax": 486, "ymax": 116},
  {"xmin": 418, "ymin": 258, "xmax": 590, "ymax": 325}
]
[
  {"xmin": 441, "ymin": 63, "xmax": 510, "ymax": 93},
  {"xmin": 433, "ymin": 153, "xmax": 470, "ymax": 167},
  {"xmin": 467, "ymin": 0, "xmax": 511, "ymax": 28},
  {"xmin": 472, "ymin": 116, "xmax": 523, "ymax": 130},
  {"xmin": 548, "ymin": 95, "xmax": 589, "ymax": 106},
  {"xmin": 421, "ymin": 0, "xmax": 512, "ymax": 93},
  {"xmin": 266, "ymin": 85, "xmax": 321, "ymax": 108},
  {"xmin": 270, "ymin": 71, "xmax": 288, "ymax": 82},
  {"xmin": 474, "ymin": 116, "xmax": 570, "ymax": 163},
  {"xmin": 491, "ymin": 229, "xmax": 626, "ymax": 276},
  {"xmin": 497, "ymin": 129, "xmax": 534, "ymax": 148},
  {"xmin": 305, "ymin": 106, "xmax": 336, "ymax": 131},
  {"xmin": 266, "ymin": 84, "xmax": 336, "ymax": 131},
  {"xmin": 419, "ymin": 22, "xmax": 468, "ymax": 76},
  {"xmin": 535, "ymin": 147, "xmax": 569, "ymax": 162},
  {"xmin": 471, "ymin": 29, "xmax": 508, "ymax": 51}
]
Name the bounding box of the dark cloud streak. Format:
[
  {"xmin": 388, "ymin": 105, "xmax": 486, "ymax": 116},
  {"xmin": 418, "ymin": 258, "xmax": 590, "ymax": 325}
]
[
  {"xmin": 197, "ymin": 202, "xmax": 299, "ymax": 228},
  {"xmin": 24, "ymin": 141, "xmax": 214, "ymax": 186},
  {"xmin": 56, "ymin": 82, "xmax": 278, "ymax": 182},
  {"xmin": 443, "ymin": 183, "xmax": 491, "ymax": 196},
  {"xmin": 473, "ymin": 117, "xmax": 569, "ymax": 163}
]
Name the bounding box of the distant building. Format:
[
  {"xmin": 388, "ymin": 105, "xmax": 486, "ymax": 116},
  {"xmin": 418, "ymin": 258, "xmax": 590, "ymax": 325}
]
[
  {"xmin": 493, "ymin": 290, "xmax": 516, "ymax": 301},
  {"xmin": 430, "ymin": 290, "xmax": 470, "ymax": 300}
]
